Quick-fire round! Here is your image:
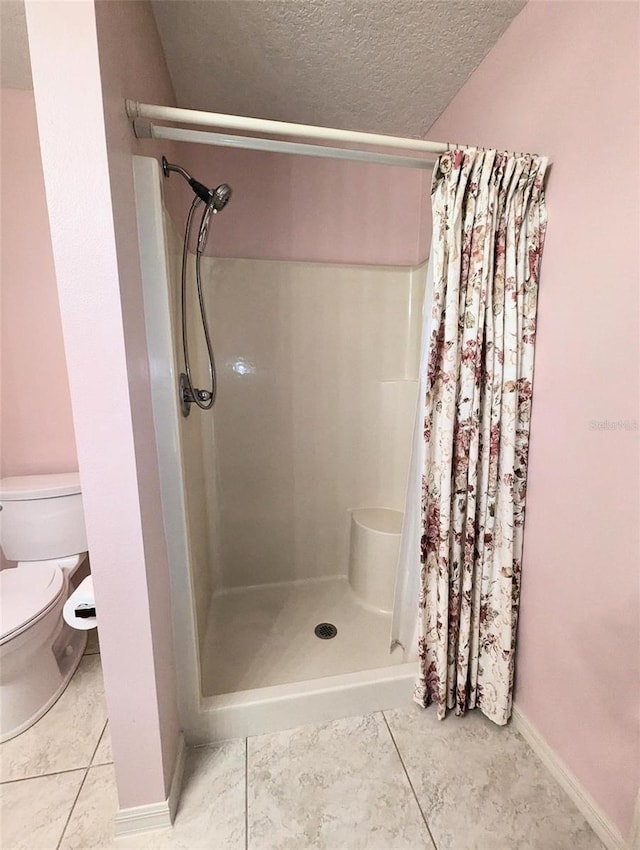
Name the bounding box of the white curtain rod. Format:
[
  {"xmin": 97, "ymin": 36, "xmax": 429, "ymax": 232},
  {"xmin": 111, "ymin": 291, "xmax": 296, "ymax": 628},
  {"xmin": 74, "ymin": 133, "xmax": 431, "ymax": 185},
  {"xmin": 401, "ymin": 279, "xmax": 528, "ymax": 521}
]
[
  {"xmin": 134, "ymin": 121, "xmax": 437, "ymax": 170},
  {"xmin": 125, "ymin": 100, "xmax": 451, "ymax": 156}
]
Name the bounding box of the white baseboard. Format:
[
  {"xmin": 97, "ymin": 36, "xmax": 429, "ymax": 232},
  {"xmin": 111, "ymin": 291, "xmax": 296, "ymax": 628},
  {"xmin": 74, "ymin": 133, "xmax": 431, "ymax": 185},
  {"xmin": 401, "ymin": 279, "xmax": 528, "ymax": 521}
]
[
  {"xmin": 630, "ymin": 791, "xmax": 640, "ymax": 850},
  {"xmin": 114, "ymin": 733, "xmax": 186, "ymax": 837},
  {"xmin": 511, "ymin": 705, "xmax": 628, "ymax": 850}
]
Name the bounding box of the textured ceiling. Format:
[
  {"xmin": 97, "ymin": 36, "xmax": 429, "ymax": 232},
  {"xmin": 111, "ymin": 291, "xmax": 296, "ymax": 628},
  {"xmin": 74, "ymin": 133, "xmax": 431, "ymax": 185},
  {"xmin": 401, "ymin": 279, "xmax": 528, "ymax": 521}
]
[
  {"xmin": 1, "ymin": 1, "xmax": 526, "ymax": 138},
  {"xmin": 0, "ymin": 1, "xmax": 32, "ymax": 89},
  {"xmin": 152, "ymin": 0, "xmax": 526, "ymax": 137}
]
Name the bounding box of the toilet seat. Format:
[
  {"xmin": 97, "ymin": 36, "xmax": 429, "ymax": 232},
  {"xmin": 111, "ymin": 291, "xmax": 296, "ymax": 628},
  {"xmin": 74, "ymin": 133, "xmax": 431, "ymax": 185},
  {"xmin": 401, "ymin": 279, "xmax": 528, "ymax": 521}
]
[{"xmin": 0, "ymin": 564, "xmax": 65, "ymax": 644}]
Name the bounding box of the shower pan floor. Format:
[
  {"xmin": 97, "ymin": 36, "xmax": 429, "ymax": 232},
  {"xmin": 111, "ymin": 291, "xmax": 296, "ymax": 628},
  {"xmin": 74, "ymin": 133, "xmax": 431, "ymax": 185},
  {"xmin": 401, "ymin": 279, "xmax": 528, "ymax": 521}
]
[{"xmin": 200, "ymin": 576, "xmax": 403, "ymax": 696}]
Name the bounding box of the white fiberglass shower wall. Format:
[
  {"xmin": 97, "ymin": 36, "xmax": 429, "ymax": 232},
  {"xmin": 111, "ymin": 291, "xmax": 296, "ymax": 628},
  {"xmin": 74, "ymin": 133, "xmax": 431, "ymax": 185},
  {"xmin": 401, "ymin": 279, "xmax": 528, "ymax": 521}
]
[
  {"xmin": 199, "ymin": 254, "xmax": 425, "ymax": 694},
  {"xmin": 136, "ymin": 146, "xmax": 433, "ymax": 740}
]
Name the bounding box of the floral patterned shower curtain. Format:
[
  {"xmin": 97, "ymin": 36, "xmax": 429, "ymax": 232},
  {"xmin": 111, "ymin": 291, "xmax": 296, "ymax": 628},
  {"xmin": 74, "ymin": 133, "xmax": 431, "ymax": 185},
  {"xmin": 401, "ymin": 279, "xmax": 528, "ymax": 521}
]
[{"xmin": 416, "ymin": 149, "xmax": 548, "ymax": 726}]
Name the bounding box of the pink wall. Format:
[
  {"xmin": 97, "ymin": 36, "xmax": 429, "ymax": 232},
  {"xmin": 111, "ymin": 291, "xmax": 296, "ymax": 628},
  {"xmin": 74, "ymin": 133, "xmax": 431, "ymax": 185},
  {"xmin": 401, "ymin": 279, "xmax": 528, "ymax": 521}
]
[
  {"xmin": 93, "ymin": 0, "xmax": 183, "ymax": 804},
  {"xmin": 179, "ymin": 143, "xmax": 431, "ymax": 266},
  {"xmin": 426, "ymin": 1, "xmax": 640, "ymax": 838},
  {"xmin": 0, "ymin": 89, "xmax": 77, "ymax": 478},
  {"xmin": 25, "ymin": 0, "xmax": 179, "ymax": 810}
]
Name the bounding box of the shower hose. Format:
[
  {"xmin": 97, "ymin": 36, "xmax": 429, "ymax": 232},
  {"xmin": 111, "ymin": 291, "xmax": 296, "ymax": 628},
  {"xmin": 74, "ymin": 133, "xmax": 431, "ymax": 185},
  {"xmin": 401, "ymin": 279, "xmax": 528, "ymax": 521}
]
[{"xmin": 180, "ymin": 197, "xmax": 217, "ymax": 412}]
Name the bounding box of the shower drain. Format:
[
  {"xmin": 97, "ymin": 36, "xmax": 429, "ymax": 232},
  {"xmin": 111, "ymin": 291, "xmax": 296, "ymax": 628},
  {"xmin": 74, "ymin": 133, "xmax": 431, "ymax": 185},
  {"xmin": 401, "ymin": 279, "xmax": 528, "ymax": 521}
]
[{"xmin": 314, "ymin": 622, "xmax": 338, "ymax": 640}]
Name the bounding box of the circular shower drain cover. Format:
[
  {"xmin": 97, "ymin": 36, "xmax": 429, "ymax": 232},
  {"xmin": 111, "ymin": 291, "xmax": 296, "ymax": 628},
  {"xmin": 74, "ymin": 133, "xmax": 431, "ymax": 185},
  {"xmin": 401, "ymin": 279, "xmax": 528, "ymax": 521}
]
[{"xmin": 314, "ymin": 622, "xmax": 338, "ymax": 640}]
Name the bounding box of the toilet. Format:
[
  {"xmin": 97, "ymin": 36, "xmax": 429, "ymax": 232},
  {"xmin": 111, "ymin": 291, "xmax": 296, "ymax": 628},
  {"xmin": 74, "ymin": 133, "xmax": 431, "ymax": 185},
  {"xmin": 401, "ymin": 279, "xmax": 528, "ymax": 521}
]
[{"xmin": 0, "ymin": 472, "xmax": 89, "ymax": 742}]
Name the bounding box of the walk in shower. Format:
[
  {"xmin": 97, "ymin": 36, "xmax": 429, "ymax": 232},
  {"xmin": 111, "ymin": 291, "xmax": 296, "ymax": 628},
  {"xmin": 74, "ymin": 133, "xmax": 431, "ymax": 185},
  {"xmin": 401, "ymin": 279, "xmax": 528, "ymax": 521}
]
[
  {"xmin": 133, "ymin": 129, "xmax": 433, "ymax": 740},
  {"xmin": 194, "ymin": 254, "xmax": 425, "ymax": 696}
]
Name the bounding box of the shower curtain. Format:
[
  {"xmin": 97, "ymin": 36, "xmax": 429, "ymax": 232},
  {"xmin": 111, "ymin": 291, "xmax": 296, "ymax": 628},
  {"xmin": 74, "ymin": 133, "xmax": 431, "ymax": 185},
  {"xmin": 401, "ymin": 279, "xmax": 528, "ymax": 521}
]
[{"xmin": 393, "ymin": 148, "xmax": 548, "ymax": 726}]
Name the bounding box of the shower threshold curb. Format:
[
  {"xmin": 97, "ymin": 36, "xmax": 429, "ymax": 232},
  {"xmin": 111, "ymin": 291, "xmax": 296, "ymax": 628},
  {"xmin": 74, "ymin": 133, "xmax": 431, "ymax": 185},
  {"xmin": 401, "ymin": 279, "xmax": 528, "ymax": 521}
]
[{"xmin": 189, "ymin": 661, "xmax": 417, "ymax": 744}]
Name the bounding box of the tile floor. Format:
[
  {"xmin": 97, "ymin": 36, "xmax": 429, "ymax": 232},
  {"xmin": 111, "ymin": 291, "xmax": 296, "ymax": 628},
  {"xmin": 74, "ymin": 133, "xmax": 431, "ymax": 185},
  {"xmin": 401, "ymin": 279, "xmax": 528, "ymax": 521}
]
[
  {"xmin": 0, "ymin": 638, "xmax": 605, "ymax": 850},
  {"xmin": 201, "ymin": 577, "xmax": 403, "ymax": 696}
]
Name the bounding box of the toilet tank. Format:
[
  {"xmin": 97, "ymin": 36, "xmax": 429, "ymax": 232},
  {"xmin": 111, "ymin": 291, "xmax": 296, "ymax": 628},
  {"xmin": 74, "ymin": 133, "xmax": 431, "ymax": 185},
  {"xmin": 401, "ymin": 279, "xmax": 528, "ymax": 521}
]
[{"xmin": 0, "ymin": 473, "xmax": 88, "ymax": 561}]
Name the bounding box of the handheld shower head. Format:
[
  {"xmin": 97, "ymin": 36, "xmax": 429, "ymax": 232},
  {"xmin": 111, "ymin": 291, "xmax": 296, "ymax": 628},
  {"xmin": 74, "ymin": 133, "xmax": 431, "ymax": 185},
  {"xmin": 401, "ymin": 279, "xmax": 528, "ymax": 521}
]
[
  {"xmin": 210, "ymin": 183, "xmax": 232, "ymax": 212},
  {"xmin": 196, "ymin": 185, "xmax": 232, "ymax": 252}
]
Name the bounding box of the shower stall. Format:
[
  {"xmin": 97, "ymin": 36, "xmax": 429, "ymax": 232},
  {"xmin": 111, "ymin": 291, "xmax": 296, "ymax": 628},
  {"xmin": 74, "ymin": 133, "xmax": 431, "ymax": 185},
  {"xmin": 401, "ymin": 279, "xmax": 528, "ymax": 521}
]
[
  {"xmin": 193, "ymin": 253, "xmax": 425, "ymax": 697},
  {"xmin": 132, "ymin": 122, "xmax": 434, "ymax": 740}
]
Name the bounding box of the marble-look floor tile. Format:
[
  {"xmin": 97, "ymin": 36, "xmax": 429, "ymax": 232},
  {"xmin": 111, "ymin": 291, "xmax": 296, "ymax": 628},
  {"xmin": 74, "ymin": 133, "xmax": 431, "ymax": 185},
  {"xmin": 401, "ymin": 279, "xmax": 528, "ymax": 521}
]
[
  {"xmin": 248, "ymin": 712, "xmax": 434, "ymax": 850},
  {"xmin": 60, "ymin": 741, "xmax": 245, "ymax": 850},
  {"xmin": 92, "ymin": 722, "xmax": 112, "ymax": 765},
  {"xmin": 167, "ymin": 741, "xmax": 246, "ymax": 850},
  {"xmin": 385, "ymin": 704, "xmax": 605, "ymax": 850},
  {"xmin": 0, "ymin": 654, "xmax": 107, "ymax": 782},
  {"xmin": 0, "ymin": 769, "xmax": 84, "ymax": 850},
  {"xmin": 58, "ymin": 764, "xmax": 119, "ymax": 850}
]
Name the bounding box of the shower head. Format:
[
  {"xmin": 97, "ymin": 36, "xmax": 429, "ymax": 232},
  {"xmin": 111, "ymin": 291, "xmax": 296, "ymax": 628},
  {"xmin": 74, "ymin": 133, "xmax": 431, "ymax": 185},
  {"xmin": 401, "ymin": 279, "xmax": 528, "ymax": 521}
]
[
  {"xmin": 210, "ymin": 183, "xmax": 232, "ymax": 213},
  {"xmin": 162, "ymin": 156, "xmax": 232, "ymax": 212},
  {"xmin": 196, "ymin": 184, "xmax": 232, "ymax": 252},
  {"xmin": 197, "ymin": 187, "xmax": 230, "ymax": 253}
]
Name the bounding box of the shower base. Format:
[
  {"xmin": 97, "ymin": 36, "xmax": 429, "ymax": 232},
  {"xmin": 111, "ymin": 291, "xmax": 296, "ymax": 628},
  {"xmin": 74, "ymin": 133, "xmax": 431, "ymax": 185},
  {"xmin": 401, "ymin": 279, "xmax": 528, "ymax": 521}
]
[
  {"xmin": 200, "ymin": 576, "xmax": 403, "ymax": 696},
  {"xmin": 193, "ymin": 577, "xmax": 417, "ymax": 742}
]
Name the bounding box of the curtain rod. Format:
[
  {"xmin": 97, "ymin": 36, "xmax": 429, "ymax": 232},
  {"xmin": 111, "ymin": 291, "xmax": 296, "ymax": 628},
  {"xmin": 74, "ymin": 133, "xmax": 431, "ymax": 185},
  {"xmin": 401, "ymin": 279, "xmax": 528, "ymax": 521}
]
[
  {"xmin": 125, "ymin": 100, "xmax": 451, "ymax": 156},
  {"xmin": 133, "ymin": 121, "xmax": 437, "ymax": 170}
]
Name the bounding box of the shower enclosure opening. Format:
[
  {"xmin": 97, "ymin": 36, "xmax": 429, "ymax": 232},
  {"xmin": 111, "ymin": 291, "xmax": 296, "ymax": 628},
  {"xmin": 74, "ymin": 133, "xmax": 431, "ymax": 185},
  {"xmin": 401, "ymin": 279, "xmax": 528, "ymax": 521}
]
[
  {"xmin": 182, "ymin": 242, "xmax": 426, "ymax": 697},
  {"xmin": 134, "ymin": 146, "xmax": 430, "ymax": 738}
]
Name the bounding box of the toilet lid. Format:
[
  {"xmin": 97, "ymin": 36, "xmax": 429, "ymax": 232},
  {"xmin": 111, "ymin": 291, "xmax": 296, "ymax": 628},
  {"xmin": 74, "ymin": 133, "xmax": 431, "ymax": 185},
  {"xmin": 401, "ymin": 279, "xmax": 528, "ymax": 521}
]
[{"xmin": 0, "ymin": 564, "xmax": 64, "ymax": 642}]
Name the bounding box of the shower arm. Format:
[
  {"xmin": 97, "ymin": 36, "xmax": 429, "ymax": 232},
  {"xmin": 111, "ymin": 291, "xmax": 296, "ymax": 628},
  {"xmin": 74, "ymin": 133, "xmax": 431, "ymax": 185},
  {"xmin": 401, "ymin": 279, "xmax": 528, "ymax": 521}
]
[{"xmin": 162, "ymin": 156, "xmax": 213, "ymax": 205}]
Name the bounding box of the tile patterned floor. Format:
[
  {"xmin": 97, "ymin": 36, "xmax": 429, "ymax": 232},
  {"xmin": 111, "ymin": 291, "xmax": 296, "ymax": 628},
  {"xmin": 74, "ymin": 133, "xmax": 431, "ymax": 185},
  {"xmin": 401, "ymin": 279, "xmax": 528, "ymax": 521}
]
[
  {"xmin": 0, "ymin": 648, "xmax": 605, "ymax": 850},
  {"xmin": 0, "ymin": 654, "xmax": 107, "ymax": 784}
]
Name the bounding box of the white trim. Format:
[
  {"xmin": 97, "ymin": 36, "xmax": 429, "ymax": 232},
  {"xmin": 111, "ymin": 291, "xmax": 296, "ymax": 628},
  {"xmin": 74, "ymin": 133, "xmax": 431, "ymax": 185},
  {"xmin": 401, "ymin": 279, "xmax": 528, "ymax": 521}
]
[
  {"xmin": 114, "ymin": 799, "xmax": 172, "ymax": 836},
  {"xmin": 133, "ymin": 155, "xmax": 203, "ymax": 735},
  {"xmin": 630, "ymin": 790, "xmax": 640, "ymax": 850},
  {"xmin": 114, "ymin": 734, "xmax": 186, "ymax": 836},
  {"xmin": 511, "ymin": 705, "xmax": 628, "ymax": 850}
]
